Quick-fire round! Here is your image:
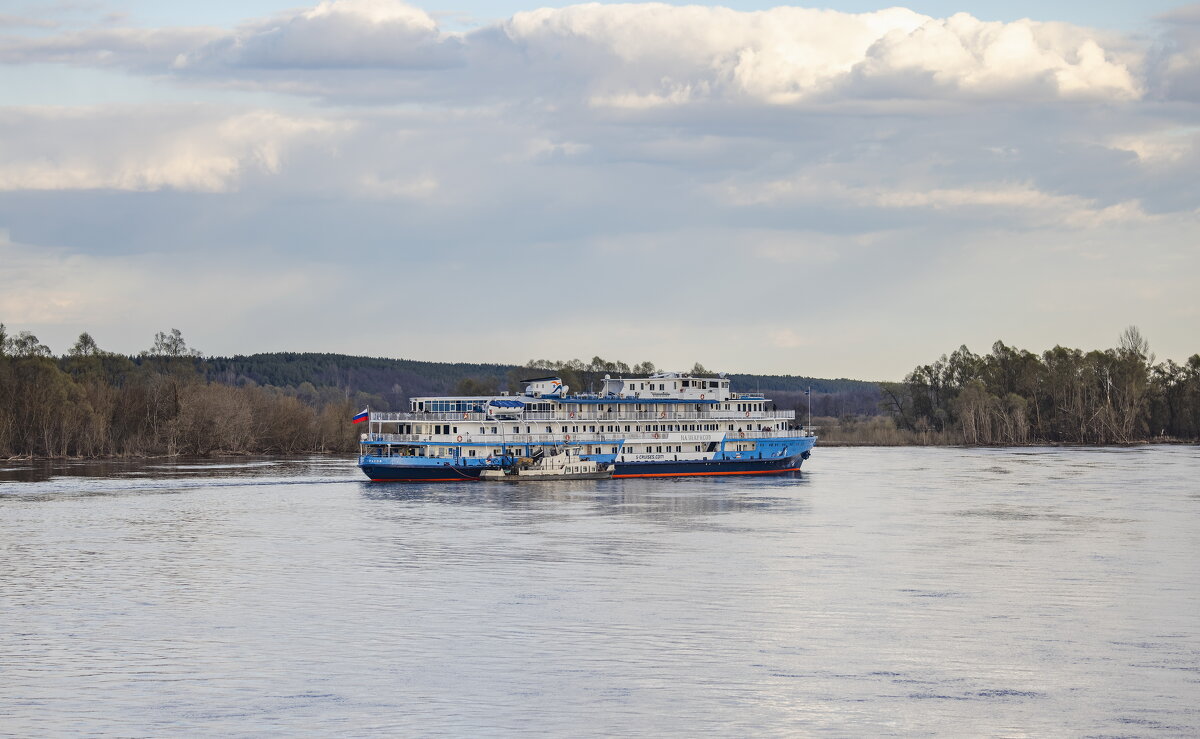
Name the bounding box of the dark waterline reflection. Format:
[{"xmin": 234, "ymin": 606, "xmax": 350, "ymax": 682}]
[{"xmin": 2, "ymin": 447, "xmax": 1197, "ymax": 736}]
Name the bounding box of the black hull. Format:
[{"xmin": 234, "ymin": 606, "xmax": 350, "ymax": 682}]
[
  {"xmin": 612, "ymin": 455, "xmax": 805, "ymax": 478},
  {"xmin": 360, "ymin": 465, "xmax": 483, "ymax": 482}
]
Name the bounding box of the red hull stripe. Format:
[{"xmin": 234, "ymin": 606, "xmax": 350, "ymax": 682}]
[
  {"xmin": 366, "ymin": 468, "xmax": 801, "ymax": 482},
  {"xmin": 613, "ymin": 468, "xmax": 800, "ymax": 478}
]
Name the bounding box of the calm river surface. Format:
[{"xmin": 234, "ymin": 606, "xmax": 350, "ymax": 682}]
[{"xmin": 2, "ymin": 447, "xmax": 1198, "ymax": 737}]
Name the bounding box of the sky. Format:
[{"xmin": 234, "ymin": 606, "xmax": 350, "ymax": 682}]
[{"xmin": 1, "ymin": 0, "xmax": 1198, "ymax": 380}]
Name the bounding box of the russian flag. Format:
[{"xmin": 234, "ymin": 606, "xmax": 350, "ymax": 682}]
[{"xmin": 351, "ymin": 408, "xmax": 369, "ymax": 424}]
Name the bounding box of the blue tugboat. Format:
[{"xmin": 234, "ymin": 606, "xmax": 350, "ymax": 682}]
[{"xmin": 357, "ymin": 372, "xmax": 816, "ymax": 481}]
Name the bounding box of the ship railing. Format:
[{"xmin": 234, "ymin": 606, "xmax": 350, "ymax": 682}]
[
  {"xmin": 519, "ymin": 411, "xmax": 796, "ymax": 421},
  {"xmin": 361, "ymin": 428, "xmax": 811, "ymax": 445},
  {"xmin": 721, "ymin": 428, "xmax": 813, "ymax": 439},
  {"xmin": 367, "ymin": 410, "xmax": 796, "ymax": 422},
  {"xmin": 363, "ymin": 432, "xmax": 628, "ymax": 445}
]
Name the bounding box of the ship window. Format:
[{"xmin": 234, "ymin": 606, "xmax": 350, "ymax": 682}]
[
  {"xmin": 625, "ymin": 426, "xmax": 630, "ymax": 432},
  {"xmin": 611, "ymin": 447, "xmax": 617, "ymax": 453},
  {"xmin": 468, "ymin": 449, "xmax": 476, "ymax": 456},
  {"xmin": 546, "ymin": 426, "xmax": 552, "ymax": 433},
  {"xmin": 695, "ymin": 445, "xmax": 701, "ymax": 452},
  {"xmin": 656, "ymin": 446, "xmax": 663, "ymax": 453},
  {"xmin": 676, "ymin": 446, "xmax": 682, "ymax": 452},
  {"xmin": 492, "ymin": 427, "xmax": 498, "ymax": 434},
  {"xmin": 561, "ymin": 426, "xmax": 568, "ymax": 433}
]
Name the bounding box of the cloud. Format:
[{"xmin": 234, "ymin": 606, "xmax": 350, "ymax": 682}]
[
  {"xmin": 0, "ymin": 3, "xmax": 1197, "ymax": 376},
  {"xmin": 0, "ymin": 27, "xmax": 223, "ymax": 70},
  {"xmin": 715, "ymin": 172, "xmax": 1153, "ymax": 230},
  {"xmin": 174, "ymin": 0, "xmax": 461, "ymax": 71},
  {"xmin": 501, "ymin": 5, "xmax": 1139, "ymax": 107},
  {"xmin": 1109, "ymin": 127, "xmax": 1199, "ymax": 164},
  {"xmin": 1147, "ymin": 3, "xmax": 1200, "ymax": 101},
  {"xmin": 0, "ymin": 107, "xmax": 346, "ymax": 193},
  {"xmin": 0, "ymin": 2, "xmax": 1147, "ymax": 106},
  {"xmin": 851, "ymin": 14, "xmax": 1140, "ymax": 101}
]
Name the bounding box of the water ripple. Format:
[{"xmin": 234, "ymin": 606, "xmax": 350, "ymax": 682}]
[{"xmin": 1, "ymin": 448, "xmax": 1197, "ymax": 736}]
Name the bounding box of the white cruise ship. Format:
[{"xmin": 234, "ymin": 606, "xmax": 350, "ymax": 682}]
[{"xmin": 357, "ymin": 371, "xmax": 816, "ymax": 481}]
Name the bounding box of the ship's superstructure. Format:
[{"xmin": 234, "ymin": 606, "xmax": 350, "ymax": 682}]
[{"xmin": 357, "ymin": 371, "xmax": 815, "ymax": 481}]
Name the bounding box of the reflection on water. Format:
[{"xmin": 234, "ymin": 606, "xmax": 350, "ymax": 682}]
[{"xmin": 2, "ymin": 447, "xmax": 1198, "ymax": 736}]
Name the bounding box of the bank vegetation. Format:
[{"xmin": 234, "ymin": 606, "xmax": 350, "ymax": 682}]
[
  {"xmin": 0, "ymin": 327, "xmax": 365, "ymax": 459},
  {"xmin": 823, "ymin": 327, "xmax": 1199, "ymax": 446}
]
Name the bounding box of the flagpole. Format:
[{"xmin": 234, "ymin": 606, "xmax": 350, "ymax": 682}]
[{"xmin": 806, "ymin": 386, "xmax": 812, "ymax": 430}]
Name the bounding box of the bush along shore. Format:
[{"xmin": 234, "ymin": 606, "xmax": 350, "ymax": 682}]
[
  {"xmin": 838, "ymin": 327, "xmax": 1199, "ymax": 447},
  {"xmin": 0, "ymin": 327, "xmax": 368, "ymax": 459}
]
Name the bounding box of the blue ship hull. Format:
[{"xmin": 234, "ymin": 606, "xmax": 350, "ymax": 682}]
[{"xmin": 359, "ymin": 445, "xmax": 812, "ymax": 482}]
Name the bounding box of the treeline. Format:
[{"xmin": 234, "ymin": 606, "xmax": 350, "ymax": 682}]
[
  {"xmin": 180, "ymin": 353, "xmax": 879, "ymax": 418},
  {"xmin": 0, "ymin": 324, "xmax": 882, "ymax": 458},
  {"xmin": 0, "ymin": 327, "xmax": 367, "ymax": 458},
  {"xmin": 496, "ymin": 357, "xmax": 879, "ymax": 418},
  {"xmin": 205, "ymin": 353, "xmax": 514, "ymax": 410},
  {"xmin": 881, "ymin": 328, "xmax": 1200, "ymax": 444}
]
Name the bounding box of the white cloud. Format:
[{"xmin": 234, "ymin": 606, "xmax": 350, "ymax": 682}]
[
  {"xmin": 0, "ymin": 107, "xmax": 346, "ymax": 192},
  {"xmin": 174, "ymin": 0, "xmax": 458, "ymax": 71},
  {"xmin": 1109, "ymin": 127, "xmax": 1199, "ymax": 164},
  {"xmin": 0, "ymin": 3, "xmax": 1146, "ymax": 106},
  {"xmin": 358, "ymin": 172, "xmax": 439, "ymax": 199},
  {"xmin": 493, "ymin": 5, "xmax": 1143, "ymax": 106},
  {"xmin": 0, "ymin": 3, "xmax": 1197, "ymax": 376},
  {"xmin": 854, "ymin": 14, "xmax": 1140, "ymax": 100},
  {"xmin": 719, "ymin": 175, "xmax": 1152, "ymax": 229}
]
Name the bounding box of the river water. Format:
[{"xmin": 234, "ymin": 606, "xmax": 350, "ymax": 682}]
[{"xmin": 1, "ymin": 447, "xmax": 1198, "ymax": 737}]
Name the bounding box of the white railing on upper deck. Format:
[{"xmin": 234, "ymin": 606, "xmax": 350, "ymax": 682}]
[
  {"xmin": 363, "ymin": 432, "xmax": 627, "ymax": 445},
  {"xmin": 368, "ymin": 410, "xmax": 795, "ymax": 423},
  {"xmin": 361, "ymin": 428, "xmax": 811, "ymax": 445}
]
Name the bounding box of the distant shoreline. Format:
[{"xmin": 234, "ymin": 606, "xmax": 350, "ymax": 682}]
[
  {"xmin": 6, "ymin": 439, "xmax": 1196, "ymax": 463},
  {"xmin": 814, "ymin": 438, "xmax": 1197, "ymax": 448}
]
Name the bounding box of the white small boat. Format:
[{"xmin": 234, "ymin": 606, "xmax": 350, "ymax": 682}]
[{"xmin": 479, "ymin": 448, "xmax": 612, "ymax": 482}]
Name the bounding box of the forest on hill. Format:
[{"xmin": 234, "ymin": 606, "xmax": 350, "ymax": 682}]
[
  {"xmin": 0, "ymin": 326, "xmax": 863, "ymax": 458},
  {"xmin": 9, "ymin": 322, "xmax": 1188, "ymax": 458},
  {"xmin": 204, "ymin": 353, "xmax": 878, "ymax": 415}
]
